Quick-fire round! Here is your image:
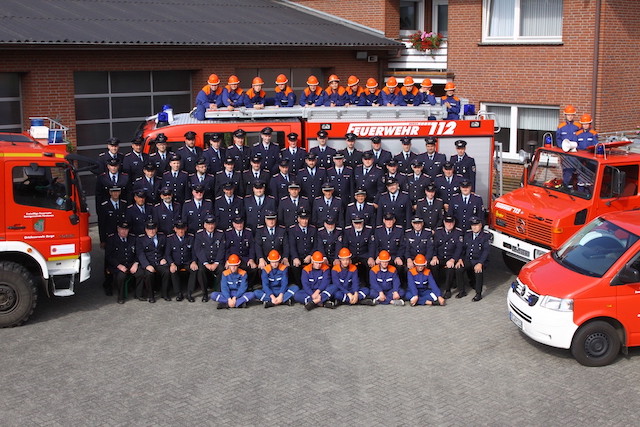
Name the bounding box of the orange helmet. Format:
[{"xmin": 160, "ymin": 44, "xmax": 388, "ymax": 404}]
[
  {"xmin": 227, "ymin": 254, "xmax": 241, "ymax": 265},
  {"xmin": 386, "ymin": 77, "xmax": 398, "ymax": 88},
  {"xmin": 444, "ymin": 82, "xmax": 456, "ymax": 91},
  {"xmin": 306, "ymin": 75, "xmax": 320, "ymax": 86},
  {"xmin": 414, "ymin": 254, "xmax": 427, "ymax": 266},
  {"xmin": 366, "ymin": 78, "xmax": 379, "ymax": 88},
  {"xmin": 251, "ymin": 77, "xmax": 264, "ymax": 86},
  {"xmin": 404, "ymin": 76, "xmax": 414, "ymax": 86},
  {"xmin": 328, "ymin": 74, "xmax": 340, "ymax": 83},
  {"xmin": 421, "ymin": 78, "xmax": 433, "ymax": 87},
  {"xmin": 347, "ymin": 75, "xmax": 359, "ymax": 86},
  {"xmin": 378, "ymin": 250, "xmax": 391, "ymax": 262},
  {"xmin": 267, "ymin": 250, "xmax": 281, "ymax": 262},
  {"xmin": 580, "ymin": 114, "xmax": 593, "ymax": 124},
  {"xmin": 338, "ymin": 247, "xmax": 352, "ymax": 259},
  {"xmin": 275, "ymin": 74, "xmax": 288, "ymax": 84},
  {"xmin": 207, "ymin": 74, "xmax": 220, "ymax": 85},
  {"xmin": 564, "ymin": 105, "xmax": 577, "ymax": 115},
  {"xmin": 311, "ymin": 251, "xmax": 325, "ymax": 263},
  {"xmin": 227, "ymin": 75, "xmax": 240, "ymax": 84}
]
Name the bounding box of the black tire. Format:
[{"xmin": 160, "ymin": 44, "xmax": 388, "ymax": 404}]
[
  {"xmin": 0, "ymin": 261, "xmax": 38, "ymax": 328},
  {"xmin": 571, "ymin": 321, "xmax": 621, "ymax": 367},
  {"xmin": 502, "ymin": 251, "xmax": 526, "ymax": 275}
]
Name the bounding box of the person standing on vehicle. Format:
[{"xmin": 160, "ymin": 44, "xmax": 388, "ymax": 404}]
[
  {"xmin": 575, "ymin": 114, "xmax": 598, "ymax": 150},
  {"xmin": 441, "ymin": 82, "xmax": 461, "ymax": 120},
  {"xmin": 556, "ymin": 105, "xmax": 580, "ymax": 147},
  {"xmin": 394, "ymin": 76, "xmax": 421, "ymax": 106}
]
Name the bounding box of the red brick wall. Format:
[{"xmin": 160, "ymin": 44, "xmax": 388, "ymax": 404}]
[{"xmin": 0, "ymin": 48, "xmax": 385, "ymax": 143}]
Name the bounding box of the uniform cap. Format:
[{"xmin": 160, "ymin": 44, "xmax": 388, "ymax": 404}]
[
  {"xmin": 378, "ymin": 250, "xmax": 391, "ymax": 262},
  {"xmin": 108, "ymin": 186, "xmax": 122, "ymax": 192},
  {"xmin": 306, "ymin": 152, "xmax": 318, "ymax": 160},
  {"xmin": 370, "ymin": 136, "xmax": 382, "ymax": 144},
  {"xmin": 227, "ymin": 254, "xmax": 241, "ymax": 265},
  {"xmin": 411, "ymin": 216, "xmax": 424, "ymax": 223},
  {"xmin": 470, "ymin": 216, "xmax": 483, "ymax": 225},
  {"xmin": 288, "ymin": 181, "xmax": 300, "ymax": 189},
  {"xmin": 192, "ymin": 184, "xmax": 205, "ymax": 192},
  {"xmin": 345, "ymin": 133, "xmax": 357, "ymax": 141},
  {"xmin": 385, "ymin": 177, "xmax": 398, "ymax": 186},
  {"xmin": 222, "ymin": 182, "xmax": 235, "ymax": 190},
  {"xmin": 143, "ymin": 163, "xmax": 156, "ymax": 171},
  {"xmin": 321, "ymin": 182, "xmax": 334, "ymax": 191},
  {"xmin": 279, "ymin": 158, "xmax": 290, "ymax": 167},
  {"xmin": 454, "ymin": 140, "xmax": 467, "ymax": 148},
  {"xmin": 184, "ymin": 131, "xmax": 197, "ymax": 140},
  {"xmin": 460, "ymin": 179, "xmax": 471, "ymax": 187},
  {"xmin": 161, "ymin": 187, "xmax": 173, "ymax": 196},
  {"xmin": 443, "ymin": 215, "xmax": 455, "ymax": 223},
  {"xmin": 155, "ymin": 133, "xmax": 168, "ymax": 143},
  {"xmin": 311, "ymin": 251, "xmax": 325, "ymax": 262},
  {"xmin": 232, "ymin": 216, "xmax": 245, "ymax": 224},
  {"xmin": 253, "ymin": 180, "xmax": 266, "ymax": 189},
  {"xmin": 224, "ymin": 157, "xmax": 235, "ymax": 164},
  {"xmin": 174, "ymin": 220, "xmax": 187, "ymax": 229},
  {"xmin": 134, "ymin": 190, "xmax": 147, "ymax": 198},
  {"xmin": 209, "ymin": 133, "xmax": 222, "ymax": 142},
  {"xmin": 411, "ymin": 159, "xmax": 424, "ymax": 167},
  {"xmin": 106, "ymin": 158, "xmax": 120, "ymax": 166},
  {"xmin": 233, "ymin": 129, "xmax": 246, "ymax": 138},
  {"xmin": 317, "ymin": 130, "xmax": 328, "ymax": 138},
  {"xmin": 425, "ymin": 184, "xmax": 436, "ymax": 192},
  {"xmin": 287, "ymin": 132, "xmax": 299, "ymax": 141},
  {"xmin": 195, "ymin": 157, "xmax": 207, "ymax": 166},
  {"xmin": 170, "ymin": 154, "xmax": 182, "ymax": 161},
  {"xmin": 425, "ymin": 137, "xmax": 437, "ymax": 145},
  {"xmin": 414, "ymin": 254, "xmax": 427, "ymax": 265},
  {"xmin": 351, "ymin": 213, "xmax": 364, "ymax": 222},
  {"xmin": 442, "ymin": 161, "xmax": 454, "ymax": 170},
  {"xmin": 107, "ymin": 137, "xmax": 121, "ymax": 146},
  {"xmin": 400, "ymin": 136, "xmax": 412, "ymax": 145},
  {"xmin": 297, "ymin": 209, "xmax": 311, "ymax": 219},
  {"xmin": 204, "ymin": 215, "xmax": 216, "ymax": 224},
  {"xmin": 338, "ymin": 247, "xmax": 352, "ymax": 258},
  {"xmin": 362, "ymin": 151, "xmax": 374, "ymax": 160},
  {"xmin": 250, "ymin": 155, "xmax": 262, "ymax": 163},
  {"xmin": 117, "ymin": 221, "xmax": 130, "ymax": 229},
  {"xmin": 267, "ymin": 250, "xmax": 281, "ymax": 262},
  {"xmin": 323, "ymin": 217, "xmax": 336, "ymax": 225},
  {"xmin": 131, "ymin": 137, "xmax": 143, "ymax": 145},
  {"xmin": 145, "ymin": 221, "xmax": 158, "ymax": 229},
  {"xmin": 261, "ymin": 127, "xmax": 273, "ymax": 135},
  {"xmin": 332, "ymin": 152, "xmax": 344, "ymax": 160},
  {"xmin": 264, "ymin": 210, "xmax": 277, "ymax": 219},
  {"xmin": 387, "ymin": 159, "xmax": 398, "ymax": 167},
  {"xmin": 383, "ymin": 212, "xmax": 396, "ymax": 221},
  {"xmin": 354, "ymin": 188, "xmax": 367, "ymax": 196}
]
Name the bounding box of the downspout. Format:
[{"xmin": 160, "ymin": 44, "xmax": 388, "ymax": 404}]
[{"xmin": 591, "ymin": 0, "xmax": 602, "ymax": 126}]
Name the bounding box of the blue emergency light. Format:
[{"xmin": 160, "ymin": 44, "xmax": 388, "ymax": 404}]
[
  {"xmin": 544, "ymin": 134, "xmax": 553, "ymax": 147},
  {"xmin": 463, "ymin": 104, "xmax": 476, "ymax": 115}
]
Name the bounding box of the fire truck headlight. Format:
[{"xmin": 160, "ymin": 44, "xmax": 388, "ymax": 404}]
[{"xmin": 540, "ymin": 296, "xmax": 573, "ymax": 312}]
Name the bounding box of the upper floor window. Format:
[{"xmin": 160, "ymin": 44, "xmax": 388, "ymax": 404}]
[
  {"xmin": 483, "ymin": 0, "xmax": 563, "ymax": 43},
  {"xmin": 400, "ymin": 0, "xmax": 425, "ymax": 37}
]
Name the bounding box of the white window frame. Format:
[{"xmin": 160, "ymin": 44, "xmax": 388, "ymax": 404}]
[
  {"xmin": 481, "ymin": 103, "xmax": 560, "ymax": 160},
  {"xmin": 432, "ymin": 0, "xmax": 448, "ymax": 39},
  {"xmin": 482, "ymin": 0, "xmax": 563, "ymax": 44},
  {"xmin": 400, "ymin": 0, "xmax": 425, "ymax": 37}
]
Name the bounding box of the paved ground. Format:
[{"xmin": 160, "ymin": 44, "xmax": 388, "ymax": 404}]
[{"xmin": 2, "ymin": 226, "xmax": 640, "ymax": 426}]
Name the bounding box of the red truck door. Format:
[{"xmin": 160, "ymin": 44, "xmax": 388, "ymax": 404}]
[{"xmin": 616, "ymin": 252, "xmax": 640, "ymax": 347}]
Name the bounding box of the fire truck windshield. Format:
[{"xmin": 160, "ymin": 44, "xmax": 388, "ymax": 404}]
[{"xmin": 528, "ymin": 150, "xmax": 597, "ymax": 200}]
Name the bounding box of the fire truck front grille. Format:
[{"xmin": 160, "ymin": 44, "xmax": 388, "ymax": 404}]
[{"xmin": 497, "ymin": 213, "xmax": 553, "ymax": 246}]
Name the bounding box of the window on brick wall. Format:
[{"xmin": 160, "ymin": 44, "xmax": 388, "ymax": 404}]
[
  {"xmin": 400, "ymin": 0, "xmax": 425, "ymax": 37},
  {"xmin": 0, "ymin": 73, "xmax": 22, "ymax": 132},
  {"xmin": 236, "ymin": 68, "xmax": 325, "ymax": 100},
  {"xmin": 483, "ymin": 0, "xmax": 563, "ymax": 43},
  {"xmin": 483, "ymin": 103, "xmax": 559, "ymax": 160}
]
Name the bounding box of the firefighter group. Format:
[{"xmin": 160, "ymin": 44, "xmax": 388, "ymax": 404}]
[{"xmin": 96, "ymin": 124, "xmax": 491, "ymax": 309}]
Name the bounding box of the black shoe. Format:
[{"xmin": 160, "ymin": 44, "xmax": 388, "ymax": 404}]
[
  {"xmin": 286, "ymin": 299, "xmax": 294, "ymax": 306},
  {"xmin": 217, "ymin": 302, "xmax": 228, "ymax": 309},
  {"xmin": 163, "ymin": 296, "xmax": 171, "ymax": 301},
  {"xmin": 175, "ymin": 294, "xmax": 184, "ymax": 302},
  {"xmin": 202, "ymin": 295, "xmax": 209, "ymax": 303},
  {"xmin": 238, "ymin": 302, "xmax": 247, "ymax": 308},
  {"xmin": 472, "ymin": 294, "xmax": 483, "ymax": 302},
  {"xmin": 305, "ymin": 301, "xmax": 317, "ymax": 311},
  {"xmin": 137, "ymin": 297, "xmax": 146, "ymax": 302},
  {"xmin": 104, "ymin": 288, "xmax": 113, "ymax": 296},
  {"xmin": 443, "ymin": 290, "xmax": 452, "ymax": 299},
  {"xmin": 359, "ymin": 298, "xmax": 376, "ymax": 306},
  {"xmin": 324, "ymin": 300, "xmax": 336, "ymax": 309},
  {"xmin": 455, "ymin": 291, "xmax": 468, "ymax": 299},
  {"xmin": 149, "ymin": 297, "xmax": 156, "ymax": 303},
  {"xmin": 264, "ymin": 301, "xmax": 275, "ymax": 308},
  {"xmin": 117, "ymin": 299, "xmax": 124, "ymax": 304},
  {"xmin": 187, "ymin": 295, "xmax": 195, "ymax": 303}
]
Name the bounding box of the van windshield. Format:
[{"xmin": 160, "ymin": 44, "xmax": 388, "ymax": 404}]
[
  {"xmin": 553, "ymin": 218, "xmax": 638, "ymax": 277},
  {"xmin": 528, "ymin": 150, "xmax": 597, "ymax": 200}
]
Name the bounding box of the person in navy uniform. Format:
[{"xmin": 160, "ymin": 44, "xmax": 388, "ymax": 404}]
[
  {"xmin": 121, "ymin": 137, "xmax": 149, "ymax": 183},
  {"xmin": 345, "ymin": 188, "xmax": 376, "ymax": 228},
  {"xmin": 148, "ymin": 133, "xmax": 171, "ymax": 177},
  {"xmin": 188, "ymin": 158, "xmax": 215, "ymax": 201},
  {"xmin": 202, "ymin": 132, "xmax": 226, "ymax": 175},
  {"xmin": 244, "ymin": 180, "xmax": 276, "ymax": 233},
  {"xmin": 556, "ymin": 105, "xmax": 580, "ymax": 147},
  {"xmin": 448, "ymin": 179, "xmax": 484, "ymax": 232},
  {"xmin": 214, "ymin": 182, "xmax": 244, "ymax": 231},
  {"xmin": 309, "ymin": 130, "xmax": 337, "ymax": 170},
  {"xmin": 297, "ymin": 152, "xmax": 327, "ymax": 201},
  {"xmin": 315, "ymin": 217, "xmax": 342, "ymax": 266},
  {"xmin": 418, "ymin": 137, "xmax": 447, "ymax": 179},
  {"xmin": 441, "ymin": 82, "xmax": 461, "ymax": 120},
  {"xmin": 326, "ymin": 152, "xmax": 354, "ymax": 203},
  {"xmin": 341, "ymin": 214, "xmax": 376, "ymax": 284},
  {"xmin": 365, "ymin": 136, "xmax": 392, "ymax": 168},
  {"xmin": 125, "ymin": 190, "xmax": 153, "ymax": 236},
  {"xmin": 153, "ymin": 187, "xmax": 181, "ymax": 236},
  {"xmin": 417, "ymin": 79, "xmax": 437, "ymax": 107},
  {"xmin": 105, "ymin": 221, "xmax": 141, "ymax": 304},
  {"xmin": 194, "ymin": 215, "xmax": 225, "ymax": 301},
  {"xmin": 176, "ymin": 131, "xmax": 203, "ymax": 175},
  {"xmin": 299, "ymin": 75, "xmax": 325, "ymax": 107},
  {"xmin": 294, "ymin": 251, "xmax": 337, "ymax": 310},
  {"xmin": 374, "ymin": 213, "xmax": 406, "ymax": 279},
  {"xmin": 280, "ymin": 133, "xmax": 307, "ymax": 174},
  {"xmin": 370, "ymin": 250, "xmax": 404, "ymax": 305},
  {"xmin": 96, "ymin": 137, "xmax": 124, "ymax": 174},
  {"xmin": 182, "ymin": 184, "xmax": 213, "ymax": 235},
  {"xmin": 274, "ymin": 74, "xmax": 297, "ymax": 108},
  {"xmin": 95, "ymin": 158, "xmax": 130, "ymax": 205},
  {"xmin": 221, "ymin": 75, "xmax": 245, "ymax": 110},
  {"xmin": 394, "ymin": 76, "xmax": 421, "ymax": 106},
  {"xmin": 194, "ymin": 74, "xmax": 223, "ymax": 120},
  {"xmin": 136, "ymin": 221, "xmax": 167, "ymax": 303},
  {"xmin": 223, "ymin": 216, "xmax": 258, "ymax": 287},
  {"xmin": 162, "ymin": 155, "xmax": 190, "ymax": 204},
  {"xmin": 393, "ymin": 137, "xmax": 416, "ymax": 175},
  {"xmin": 339, "ymin": 133, "xmax": 363, "ymax": 169},
  {"xmin": 321, "ymin": 74, "xmax": 348, "ymax": 107},
  {"xmin": 97, "ymin": 186, "xmax": 127, "ymax": 247},
  {"xmin": 312, "ymin": 182, "xmax": 344, "ymax": 229},
  {"xmin": 455, "ymin": 217, "xmax": 491, "ymax": 301},
  {"xmin": 214, "ymin": 157, "xmax": 243, "ymax": 197},
  {"xmin": 354, "ymin": 151, "xmax": 384, "ymax": 204},
  {"xmin": 404, "ymin": 217, "xmax": 435, "ymax": 269},
  {"xmin": 434, "ymin": 161, "xmax": 463, "ymax": 210},
  {"xmin": 376, "ymin": 178, "xmax": 411, "ymax": 229},
  {"xmin": 277, "ymin": 181, "xmax": 310, "ymax": 228},
  {"xmin": 330, "ymin": 247, "xmax": 375, "ymax": 306},
  {"xmin": 244, "ymin": 76, "xmax": 267, "ymax": 109},
  {"xmin": 255, "ymin": 250, "xmax": 298, "ymax": 307},
  {"xmin": 270, "ymin": 158, "xmax": 294, "ymax": 200},
  {"xmin": 450, "ymin": 140, "xmax": 476, "ymax": 191},
  {"xmin": 254, "ymin": 210, "xmax": 289, "ymax": 270},
  {"xmin": 430, "ymin": 215, "xmax": 463, "ymax": 299},
  {"xmin": 382, "ymin": 159, "xmax": 408, "ymax": 194},
  {"xmin": 288, "ymin": 208, "xmax": 317, "ymax": 286},
  {"xmin": 133, "ymin": 163, "xmax": 161, "ymax": 205},
  {"xmin": 251, "ymin": 127, "xmax": 280, "ymax": 175},
  {"xmin": 405, "ymin": 160, "xmax": 431, "ymax": 208},
  {"xmin": 242, "ymin": 155, "xmax": 271, "ymax": 197},
  {"xmin": 406, "ymin": 254, "xmax": 445, "ymax": 306},
  {"xmin": 226, "ymin": 129, "xmax": 251, "ymax": 172},
  {"xmin": 211, "ymin": 254, "xmax": 255, "ymax": 309},
  {"xmin": 415, "ymin": 184, "xmax": 445, "ymax": 231},
  {"xmin": 381, "ymin": 77, "xmax": 400, "ymax": 107},
  {"xmin": 575, "ymin": 114, "xmax": 598, "ymax": 150},
  {"xmin": 163, "ymin": 220, "xmax": 197, "ymax": 301},
  {"xmin": 358, "ymin": 78, "xmax": 382, "ymax": 106}
]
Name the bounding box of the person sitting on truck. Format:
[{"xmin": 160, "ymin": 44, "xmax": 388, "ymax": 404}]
[
  {"xmin": 380, "ymin": 77, "xmax": 400, "ymax": 107},
  {"xmin": 556, "ymin": 105, "xmax": 580, "ymax": 147},
  {"xmin": 575, "ymin": 114, "xmax": 599, "ymax": 150},
  {"xmin": 322, "ymin": 74, "xmax": 349, "ymax": 107},
  {"xmin": 220, "ymin": 75, "xmax": 245, "ymax": 110},
  {"xmin": 417, "ymin": 79, "xmax": 437, "ymax": 107},
  {"xmin": 194, "ymin": 74, "xmax": 223, "ymax": 120},
  {"xmin": 273, "ymin": 74, "xmax": 296, "ymax": 108},
  {"xmin": 358, "ymin": 78, "xmax": 382, "ymax": 107},
  {"xmin": 244, "ymin": 77, "xmax": 267, "ymax": 109},
  {"xmin": 394, "ymin": 76, "xmax": 421, "ymax": 106},
  {"xmin": 441, "ymin": 82, "xmax": 461, "ymax": 120},
  {"xmin": 105, "ymin": 221, "xmax": 142, "ymax": 304},
  {"xmin": 211, "ymin": 254, "xmax": 255, "ymax": 309},
  {"xmin": 406, "ymin": 254, "xmax": 445, "ymax": 306},
  {"xmin": 455, "ymin": 216, "xmax": 491, "ymax": 301},
  {"xmin": 345, "ymin": 75, "xmax": 364, "ymax": 106},
  {"xmin": 299, "ymin": 75, "xmax": 325, "ymax": 107}
]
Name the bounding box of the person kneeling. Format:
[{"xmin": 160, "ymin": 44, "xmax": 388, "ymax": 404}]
[
  {"xmin": 406, "ymin": 254, "xmax": 445, "ymax": 306},
  {"xmin": 211, "ymin": 254, "xmax": 255, "ymax": 309},
  {"xmin": 255, "ymin": 250, "xmax": 299, "ymax": 308},
  {"xmin": 294, "ymin": 251, "xmax": 337, "ymax": 310}
]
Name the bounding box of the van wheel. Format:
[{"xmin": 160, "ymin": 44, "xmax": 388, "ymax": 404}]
[
  {"xmin": 0, "ymin": 261, "xmax": 37, "ymax": 328},
  {"xmin": 571, "ymin": 321, "xmax": 621, "ymax": 367},
  {"xmin": 502, "ymin": 252, "xmax": 525, "ymax": 275}
]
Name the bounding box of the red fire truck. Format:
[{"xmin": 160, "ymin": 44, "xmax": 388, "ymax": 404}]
[
  {"xmin": 138, "ymin": 106, "xmax": 498, "ymax": 205},
  {"xmin": 0, "ymin": 118, "xmax": 92, "ymax": 327}
]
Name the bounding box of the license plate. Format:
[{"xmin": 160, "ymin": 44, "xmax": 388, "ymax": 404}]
[{"xmin": 510, "ymin": 311, "xmax": 523, "ymax": 330}]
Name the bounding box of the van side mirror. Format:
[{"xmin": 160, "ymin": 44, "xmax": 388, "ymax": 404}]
[
  {"xmin": 611, "ymin": 168, "xmax": 626, "ymax": 197},
  {"xmin": 611, "ymin": 265, "xmax": 640, "ymax": 286}
]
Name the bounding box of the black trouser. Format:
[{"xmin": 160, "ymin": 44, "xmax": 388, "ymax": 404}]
[
  {"xmin": 238, "ymin": 261, "xmax": 259, "ymax": 291},
  {"xmin": 113, "ymin": 269, "xmax": 143, "ymax": 301},
  {"xmin": 195, "ymin": 262, "xmax": 221, "ymax": 295},
  {"xmin": 352, "ymin": 257, "xmax": 370, "ymax": 287},
  {"xmin": 431, "ymin": 262, "xmax": 456, "ymax": 292},
  {"xmin": 163, "ymin": 264, "xmax": 196, "ymax": 298},
  {"xmin": 138, "ymin": 266, "xmax": 166, "ymax": 299},
  {"xmin": 455, "ymin": 259, "xmax": 484, "ymax": 295}
]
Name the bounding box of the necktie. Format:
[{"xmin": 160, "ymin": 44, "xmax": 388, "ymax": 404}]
[
  {"xmin": 375, "ymin": 151, "xmax": 379, "ymax": 159},
  {"xmin": 337, "ymin": 168, "xmax": 342, "ymax": 175},
  {"xmin": 429, "ymin": 155, "xmax": 434, "ymax": 161},
  {"xmin": 196, "ymin": 202, "xmax": 201, "ymax": 210},
  {"xmin": 255, "ymin": 172, "xmax": 259, "ymax": 179},
  {"xmin": 149, "ymin": 178, "xmax": 153, "ymax": 186},
  {"xmin": 227, "ymin": 172, "xmax": 232, "ymax": 179},
  {"xmin": 140, "ymin": 205, "xmax": 145, "ymax": 214},
  {"xmin": 269, "ymin": 228, "xmax": 274, "ymax": 236},
  {"xmin": 173, "ymin": 172, "xmax": 177, "ymax": 178},
  {"xmin": 237, "ymin": 231, "xmax": 241, "ymax": 238},
  {"xmin": 293, "ymin": 198, "xmax": 298, "ymax": 207},
  {"xmin": 285, "ymin": 175, "xmax": 289, "ymax": 182},
  {"xmin": 356, "ymin": 231, "xmax": 360, "ymax": 237},
  {"xmin": 178, "ymin": 236, "xmax": 183, "ymax": 243},
  {"xmin": 112, "ymin": 174, "xmax": 117, "ymax": 184},
  {"xmin": 227, "ymin": 197, "xmax": 232, "ymax": 204},
  {"xmin": 291, "ymin": 149, "xmax": 296, "ymax": 155},
  {"xmin": 474, "ymin": 233, "xmax": 478, "ymax": 240},
  {"xmin": 417, "ymin": 231, "xmax": 420, "ymax": 238},
  {"xmin": 199, "ymin": 175, "xmax": 203, "ymax": 183},
  {"xmin": 428, "ymin": 200, "xmax": 432, "ymax": 207},
  {"xmin": 167, "ymin": 203, "xmax": 172, "ymax": 211},
  {"xmin": 459, "ymin": 156, "xmax": 463, "ymax": 162},
  {"xmin": 208, "ymin": 232, "xmax": 213, "ymax": 239},
  {"xmin": 121, "ymin": 238, "xmax": 126, "ymax": 243},
  {"xmin": 358, "ymin": 204, "xmax": 362, "ymax": 212},
  {"xmin": 387, "ymin": 228, "xmax": 391, "ymax": 236},
  {"xmin": 153, "ymin": 237, "xmax": 158, "ymax": 247},
  {"xmin": 447, "ymin": 177, "xmax": 452, "ymax": 184},
  {"xmin": 391, "ymin": 194, "xmax": 396, "ymax": 203},
  {"xmin": 464, "ymin": 196, "xmax": 469, "ymax": 204},
  {"xmin": 321, "ymin": 148, "xmax": 325, "ymax": 153},
  {"xmin": 114, "ymin": 202, "xmax": 119, "ymax": 210},
  {"xmin": 365, "ymin": 168, "xmax": 369, "ymax": 175},
  {"xmin": 257, "ymin": 197, "xmax": 262, "ymax": 207},
  {"xmin": 302, "ymin": 228, "xmax": 307, "ymax": 234},
  {"xmin": 161, "ymin": 153, "xmax": 165, "ymax": 161},
  {"xmin": 310, "ymin": 169, "xmax": 315, "ymax": 177},
  {"xmin": 404, "ymin": 153, "xmax": 408, "ymax": 160}
]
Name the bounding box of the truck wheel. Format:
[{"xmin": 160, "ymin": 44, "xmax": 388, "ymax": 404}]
[
  {"xmin": 0, "ymin": 261, "xmax": 37, "ymax": 328},
  {"xmin": 502, "ymin": 252, "xmax": 525, "ymax": 275},
  {"xmin": 571, "ymin": 321, "xmax": 621, "ymax": 367}
]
